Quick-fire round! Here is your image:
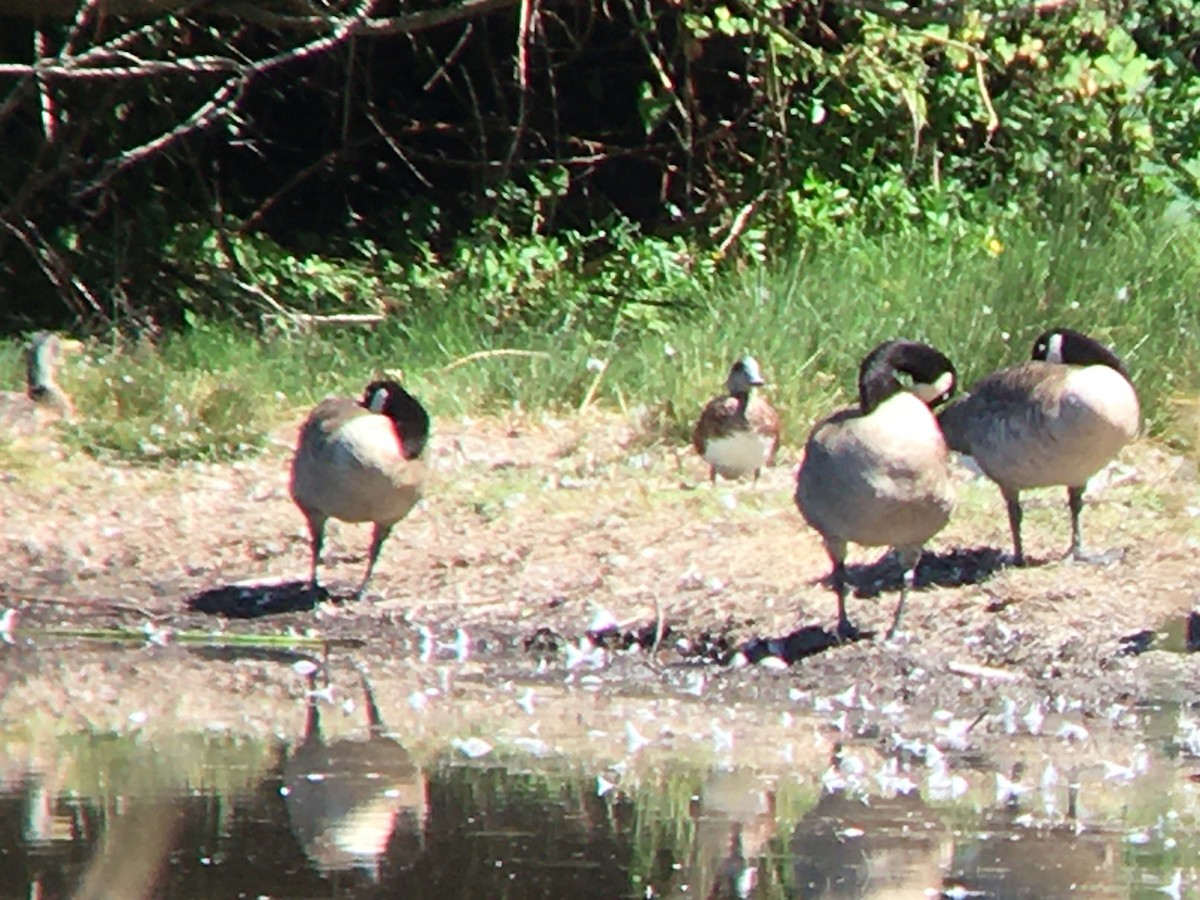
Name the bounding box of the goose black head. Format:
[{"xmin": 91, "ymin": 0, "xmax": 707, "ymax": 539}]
[
  {"xmin": 362, "ymin": 380, "xmax": 430, "ymax": 459},
  {"xmin": 1031, "ymin": 328, "xmax": 1130, "ymax": 380},
  {"xmin": 858, "ymin": 340, "xmax": 957, "ymax": 413},
  {"xmin": 726, "ymin": 356, "xmax": 766, "ymax": 395}
]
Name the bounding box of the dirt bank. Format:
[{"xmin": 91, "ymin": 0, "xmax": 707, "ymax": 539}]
[{"xmin": 2, "ymin": 411, "xmax": 1199, "ymax": 749}]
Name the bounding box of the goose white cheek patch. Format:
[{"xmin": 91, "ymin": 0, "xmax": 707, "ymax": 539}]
[
  {"xmin": 1044, "ymin": 333, "xmax": 1065, "ymax": 363},
  {"xmin": 912, "ymin": 371, "xmax": 955, "ymax": 404},
  {"xmin": 368, "ymin": 388, "xmax": 389, "ymax": 413}
]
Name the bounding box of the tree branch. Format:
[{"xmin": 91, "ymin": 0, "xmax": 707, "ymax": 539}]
[
  {"xmin": 74, "ymin": 0, "xmax": 384, "ymax": 199},
  {"xmin": 210, "ymin": 0, "xmax": 521, "ymax": 36}
]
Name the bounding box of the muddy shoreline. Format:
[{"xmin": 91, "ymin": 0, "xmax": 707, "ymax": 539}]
[{"xmin": 1, "ymin": 412, "xmax": 1199, "ymax": 755}]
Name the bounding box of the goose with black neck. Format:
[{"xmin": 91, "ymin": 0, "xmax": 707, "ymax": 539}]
[{"xmin": 795, "ymin": 340, "xmax": 958, "ymax": 640}]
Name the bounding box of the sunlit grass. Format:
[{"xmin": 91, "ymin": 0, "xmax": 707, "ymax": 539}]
[
  {"xmin": 2, "ymin": 200, "xmax": 1197, "ymax": 463},
  {"xmin": 635, "ymin": 203, "xmax": 1199, "ymax": 450}
]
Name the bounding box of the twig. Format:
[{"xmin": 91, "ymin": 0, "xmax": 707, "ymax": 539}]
[
  {"xmin": 33, "ymin": 29, "xmax": 55, "ymax": 141},
  {"xmin": 578, "ymin": 357, "xmax": 609, "ymax": 413},
  {"xmin": 60, "ymin": 0, "xmax": 106, "ymax": 60},
  {"xmin": 422, "ymin": 24, "xmax": 473, "ymax": 92},
  {"xmin": 438, "ymin": 348, "xmax": 552, "ymax": 374},
  {"xmin": 947, "ymin": 659, "xmax": 1023, "ymax": 683},
  {"xmin": 236, "ymin": 147, "xmax": 345, "ymax": 234},
  {"xmin": 715, "ymin": 194, "xmax": 763, "ymax": 258},
  {"xmin": 211, "ymin": 0, "xmax": 521, "ymax": 36},
  {"xmin": 976, "ymin": 55, "xmax": 999, "ymax": 135},
  {"xmin": 0, "ymin": 216, "xmax": 102, "ymax": 319},
  {"xmin": 77, "ymin": 77, "xmax": 245, "ymax": 199},
  {"xmin": 263, "ymin": 311, "xmax": 385, "ymax": 330},
  {"xmin": 0, "ymin": 56, "xmax": 244, "ymax": 80},
  {"xmin": 76, "ymin": 0, "xmax": 382, "ymax": 199},
  {"xmin": 502, "ymin": 0, "xmax": 535, "ymax": 175},
  {"xmin": 365, "ymin": 107, "xmax": 432, "ymax": 189},
  {"xmin": 620, "ymin": 0, "xmax": 689, "ymax": 129}
]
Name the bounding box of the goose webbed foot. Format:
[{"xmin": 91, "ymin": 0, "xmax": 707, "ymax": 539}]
[{"xmin": 835, "ymin": 616, "xmax": 861, "ymax": 642}]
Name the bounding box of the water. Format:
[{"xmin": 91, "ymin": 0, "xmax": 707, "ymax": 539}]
[{"xmin": 1, "ymin": 648, "xmax": 1198, "ymax": 898}]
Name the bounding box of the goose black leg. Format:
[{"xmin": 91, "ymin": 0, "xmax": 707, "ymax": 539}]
[{"xmin": 1001, "ymin": 486, "xmax": 1025, "ymax": 566}]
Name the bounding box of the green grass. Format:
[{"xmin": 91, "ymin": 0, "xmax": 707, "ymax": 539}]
[
  {"xmin": 3, "ymin": 201, "xmax": 1198, "ymax": 463},
  {"xmin": 647, "ymin": 203, "xmax": 1199, "ymax": 449}
]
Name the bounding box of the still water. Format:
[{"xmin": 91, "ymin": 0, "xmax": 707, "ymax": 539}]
[{"xmin": 0, "ymin": 649, "xmax": 1197, "ymax": 898}]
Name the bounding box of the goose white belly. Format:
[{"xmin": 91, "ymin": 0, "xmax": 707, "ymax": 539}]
[
  {"xmin": 703, "ymin": 429, "xmax": 773, "ymax": 479},
  {"xmin": 293, "ymin": 414, "xmax": 424, "ymax": 524},
  {"xmin": 970, "ymin": 367, "xmax": 1139, "ymax": 490},
  {"xmin": 796, "ymin": 393, "xmax": 954, "ymax": 548}
]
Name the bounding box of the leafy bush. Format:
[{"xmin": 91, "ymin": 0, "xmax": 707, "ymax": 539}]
[{"xmin": 6, "ymin": 2, "xmax": 1200, "ymax": 329}]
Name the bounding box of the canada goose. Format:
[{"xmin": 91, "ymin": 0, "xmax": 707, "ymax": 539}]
[
  {"xmin": 692, "ymin": 356, "xmax": 781, "ymax": 483},
  {"xmin": 1, "ymin": 332, "xmax": 75, "ymax": 430},
  {"xmin": 937, "ymin": 328, "xmax": 1139, "ymax": 566},
  {"xmin": 284, "ymin": 670, "xmax": 428, "ymax": 880},
  {"xmin": 949, "ymin": 776, "xmax": 1122, "ymax": 897},
  {"xmin": 289, "ymin": 379, "xmax": 429, "ymax": 598},
  {"xmin": 686, "ymin": 768, "xmax": 778, "ymax": 899},
  {"xmin": 791, "ymin": 786, "xmax": 951, "ymax": 897},
  {"xmin": 795, "ymin": 341, "xmax": 957, "ymax": 639}
]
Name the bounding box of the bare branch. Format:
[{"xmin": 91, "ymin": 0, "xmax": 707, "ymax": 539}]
[
  {"xmin": 422, "ymin": 24, "xmax": 473, "ymax": 91},
  {"xmin": 60, "ymin": 0, "xmax": 107, "ymax": 59},
  {"xmin": 0, "ymin": 216, "xmax": 102, "ymax": 319},
  {"xmin": 0, "ymin": 56, "xmax": 244, "ymax": 79},
  {"xmin": 34, "ymin": 29, "xmax": 56, "ymax": 141},
  {"xmin": 364, "ymin": 108, "xmax": 433, "ymax": 190},
  {"xmin": 76, "ymin": 77, "xmax": 246, "ymax": 199},
  {"xmin": 235, "ymin": 147, "xmax": 346, "ymax": 234},
  {"xmin": 210, "ymin": 0, "xmax": 521, "ymax": 36},
  {"xmin": 74, "ymin": 0, "xmax": 384, "ymax": 199}
]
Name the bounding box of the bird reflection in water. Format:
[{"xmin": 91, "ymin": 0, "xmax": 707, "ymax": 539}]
[
  {"xmin": 789, "ymin": 782, "xmax": 951, "ymax": 897},
  {"xmin": 683, "ymin": 767, "xmax": 779, "ymax": 900},
  {"xmin": 282, "ymin": 668, "xmax": 428, "ymax": 884},
  {"xmin": 945, "ymin": 768, "xmax": 1126, "ymax": 900}
]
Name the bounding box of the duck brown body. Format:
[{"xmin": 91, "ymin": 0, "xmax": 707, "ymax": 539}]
[{"xmin": 692, "ymin": 356, "xmax": 781, "ymax": 483}]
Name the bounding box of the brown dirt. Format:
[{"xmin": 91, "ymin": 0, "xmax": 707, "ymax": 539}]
[{"xmin": 2, "ymin": 409, "xmax": 1199, "ymax": 749}]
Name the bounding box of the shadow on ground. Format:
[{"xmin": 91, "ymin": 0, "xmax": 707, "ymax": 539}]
[
  {"xmin": 187, "ymin": 580, "xmax": 327, "ymax": 618},
  {"xmin": 836, "ymin": 545, "xmax": 1014, "ymax": 599}
]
